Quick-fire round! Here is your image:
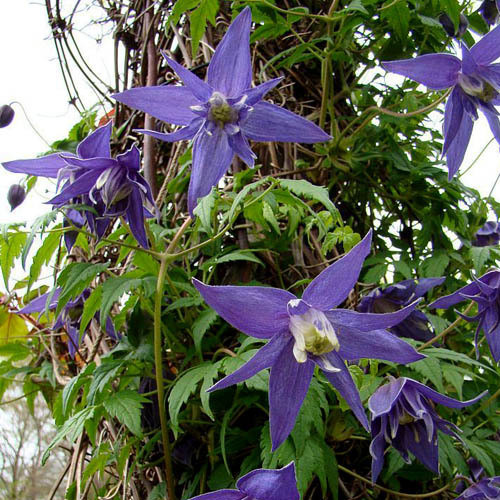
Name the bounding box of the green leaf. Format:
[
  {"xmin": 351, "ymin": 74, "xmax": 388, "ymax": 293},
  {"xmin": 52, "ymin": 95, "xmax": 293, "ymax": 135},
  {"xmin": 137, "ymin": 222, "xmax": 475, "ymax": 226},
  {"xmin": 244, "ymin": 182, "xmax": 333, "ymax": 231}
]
[
  {"xmin": 410, "ymin": 357, "xmax": 444, "ymax": 392},
  {"xmin": 463, "ymin": 438, "xmax": 495, "ymax": 476},
  {"xmin": 192, "ymin": 308, "xmax": 218, "ymax": 356},
  {"xmin": 200, "ymin": 249, "xmax": 265, "ymax": 271},
  {"xmin": 103, "ymin": 390, "xmax": 149, "ymax": 436},
  {"xmin": 43, "ymin": 406, "xmax": 96, "ymax": 465},
  {"xmin": 56, "ymin": 262, "xmax": 109, "ymax": 317},
  {"xmin": 168, "ymin": 365, "xmax": 208, "ymax": 436},
  {"xmin": 190, "ymin": 0, "xmax": 219, "ymax": 57},
  {"xmin": 380, "ymin": 0, "xmax": 410, "ymax": 41},
  {"xmin": 21, "ymin": 210, "xmax": 57, "ymax": 268},
  {"xmin": 194, "ymin": 188, "xmax": 216, "ymax": 234},
  {"xmin": 278, "ymin": 179, "xmax": 341, "ymax": 223},
  {"xmin": 166, "ymin": 296, "xmax": 204, "ymax": 312},
  {"xmin": 470, "ymin": 246, "xmax": 490, "ymax": 273},
  {"xmin": 79, "ymin": 286, "xmax": 102, "ymax": 336},
  {"xmin": 169, "ymin": 0, "xmax": 200, "ymax": 26},
  {"xmin": 27, "ymin": 229, "xmax": 61, "ymax": 292},
  {"xmin": 419, "ymin": 251, "xmax": 449, "ymax": 278},
  {"xmin": 62, "ymin": 363, "xmax": 95, "ymax": 417},
  {"xmin": 0, "ymin": 232, "xmax": 27, "ymax": 289},
  {"xmin": 87, "ymin": 359, "xmax": 125, "ymax": 404},
  {"xmin": 100, "ymin": 276, "xmax": 143, "ymax": 324}
]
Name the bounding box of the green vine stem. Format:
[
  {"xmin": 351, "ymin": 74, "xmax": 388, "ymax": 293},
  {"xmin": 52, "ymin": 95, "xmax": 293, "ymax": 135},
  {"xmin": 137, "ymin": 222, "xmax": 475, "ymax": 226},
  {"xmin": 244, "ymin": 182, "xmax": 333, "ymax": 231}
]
[{"xmin": 338, "ymin": 464, "xmax": 453, "ymax": 498}]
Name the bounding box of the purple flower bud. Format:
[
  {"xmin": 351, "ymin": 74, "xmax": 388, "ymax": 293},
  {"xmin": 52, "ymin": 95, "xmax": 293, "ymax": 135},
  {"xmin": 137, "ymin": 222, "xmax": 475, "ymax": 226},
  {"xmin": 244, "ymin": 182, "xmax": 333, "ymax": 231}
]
[
  {"xmin": 472, "ymin": 221, "xmax": 500, "ymax": 247},
  {"xmin": 438, "ymin": 12, "xmax": 468, "ymax": 38},
  {"xmin": 0, "ymin": 104, "xmax": 15, "ymax": 128},
  {"xmin": 480, "ymin": 0, "xmax": 500, "ymax": 26},
  {"xmin": 7, "ymin": 184, "xmax": 26, "ymax": 211}
]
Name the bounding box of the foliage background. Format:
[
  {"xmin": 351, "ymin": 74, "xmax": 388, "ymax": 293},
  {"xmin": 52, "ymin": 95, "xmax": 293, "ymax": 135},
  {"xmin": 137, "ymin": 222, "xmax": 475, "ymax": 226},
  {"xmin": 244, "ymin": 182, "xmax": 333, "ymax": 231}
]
[{"xmin": 1, "ymin": 0, "xmax": 499, "ymax": 498}]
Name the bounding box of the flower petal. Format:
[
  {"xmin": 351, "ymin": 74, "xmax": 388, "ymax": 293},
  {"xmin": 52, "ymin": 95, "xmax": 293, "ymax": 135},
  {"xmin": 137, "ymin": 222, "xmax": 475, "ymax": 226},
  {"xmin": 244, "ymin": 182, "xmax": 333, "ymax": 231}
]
[
  {"xmin": 302, "ymin": 230, "xmax": 372, "ymax": 310},
  {"xmin": 117, "ymin": 145, "xmax": 141, "ymax": 171},
  {"xmin": 443, "ymin": 87, "xmax": 465, "ymax": 157},
  {"xmin": 48, "ymin": 170, "xmax": 101, "ymax": 206},
  {"xmin": 403, "ymin": 421, "xmax": 439, "ymax": 473},
  {"xmin": 244, "ymin": 77, "xmax": 283, "ymax": 106},
  {"xmin": 193, "ymin": 279, "xmax": 294, "ymax": 338},
  {"xmin": 187, "ymin": 490, "xmax": 243, "ymax": 500},
  {"xmin": 188, "ymin": 127, "xmax": 234, "ymax": 215},
  {"xmin": 335, "ymin": 325, "xmax": 424, "ymax": 364},
  {"xmin": 322, "ymin": 351, "xmax": 369, "ymax": 430},
  {"xmin": 2, "ymin": 153, "xmax": 74, "ymax": 178},
  {"xmin": 60, "ymin": 156, "xmax": 117, "ymax": 170},
  {"xmin": 429, "ymin": 271, "xmax": 500, "ymax": 309},
  {"xmin": 483, "ymin": 306, "xmax": 500, "ymax": 362},
  {"xmin": 325, "ymin": 299, "xmax": 421, "ymax": 332},
  {"xmin": 370, "ymin": 417, "xmax": 387, "ymax": 483},
  {"xmin": 269, "ymin": 341, "xmax": 314, "ymax": 450},
  {"xmin": 405, "ymin": 378, "xmax": 487, "ymax": 408},
  {"xmin": 368, "ymin": 377, "xmax": 407, "ymax": 418},
  {"xmin": 241, "ymin": 101, "xmax": 331, "ymax": 143},
  {"xmin": 413, "ymin": 277, "xmax": 445, "ymax": 298},
  {"xmin": 228, "ymin": 132, "xmax": 256, "ymax": 167},
  {"xmin": 208, "ymin": 334, "xmax": 289, "ymax": 392},
  {"xmin": 126, "ymin": 187, "xmax": 148, "ymax": 248},
  {"xmin": 18, "ymin": 289, "xmax": 61, "ymax": 314},
  {"xmin": 112, "ymin": 86, "xmax": 199, "ymax": 125},
  {"xmin": 237, "ymin": 463, "xmax": 299, "ymax": 500},
  {"xmin": 482, "ymin": 107, "xmax": 500, "ymax": 147},
  {"xmin": 162, "ymin": 52, "xmax": 213, "ymax": 102},
  {"xmin": 77, "ymin": 121, "xmax": 112, "ymax": 159},
  {"xmin": 461, "ymin": 42, "xmax": 479, "ymax": 76},
  {"xmin": 445, "ymin": 100, "xmax": 474, "ymax": 179},
  {"xmin": 470, "ymin": 24, "xmax": 500, "ymax": 66},
  {"xmin": 382, "ymin": 54, "xmax": 461, "ymax": 90},
  {"xmin": 135, "ymin": 120, "xmax": 201, "ymax": 143},
  {"xmin": 207, "ymin": 7, "xmax": 252, "ymax": 97}
]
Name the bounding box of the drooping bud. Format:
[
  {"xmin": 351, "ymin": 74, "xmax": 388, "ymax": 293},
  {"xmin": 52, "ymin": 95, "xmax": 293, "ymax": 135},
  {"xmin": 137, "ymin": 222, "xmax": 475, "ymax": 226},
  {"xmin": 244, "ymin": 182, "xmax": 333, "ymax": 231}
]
[
  {"xmin": 438, "ymin": 12, "xmax": 468, "ymax": 38},
  {"xmin": 7, "ymin": 184, "xmax": 26, "ymax": 211},
  {"xmin": 479, "ymin": 0, "xmax": 500, "ymax": 26},
  {"xmin": 0, "ymin": 104, "xmax": 15, "ymax": 128}
]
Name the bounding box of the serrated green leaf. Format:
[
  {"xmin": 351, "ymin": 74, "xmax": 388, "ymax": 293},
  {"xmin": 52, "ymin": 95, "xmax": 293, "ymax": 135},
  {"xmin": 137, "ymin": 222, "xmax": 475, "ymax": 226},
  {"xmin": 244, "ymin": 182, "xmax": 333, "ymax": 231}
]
[
  {"xmin": 103, "ymin": 390, "xmax": 149, "ymax": 436},
  {"xmin": 190, "ymin": 0, "xmax": 218, "ymax": 57},
  {"xmin": 192, "ymin": 308, "xmax": 218, "ymax": 356},
  {"xmin": 28, "ymin": 229, "xmax": 61, "ymax": 292},
  {"xmin": 410, "ymin": 357, "xmax": 443, "ymax": 392},
  {"xmin": 0, "ymin": 232, "xmax": 27, "ymax": 289},
  {"xmin": 100, "ymin": 276, "xmax": 143, "ymax": 324},
  {"xmin": 80, "ymin": 286, "xmax": 102, "ymax": 336}
]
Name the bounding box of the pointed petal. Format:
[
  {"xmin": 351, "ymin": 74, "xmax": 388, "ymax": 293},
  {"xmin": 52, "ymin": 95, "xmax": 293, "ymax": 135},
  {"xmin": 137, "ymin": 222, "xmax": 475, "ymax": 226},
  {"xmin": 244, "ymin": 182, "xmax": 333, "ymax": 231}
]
[
  {"xmin": 325, "ymin": 299, "xmax": 421, "ymax": 332},
  {"xmin": 2, "ymin": 153, "xmax": 74, "ymax": 178},
  {"xmin": 303, "ymin": 230, "xmax": 372, "ymax": 310},
  {"xmin": 443, "ymin": 87, "xmax": 465, "ymax": 157},
  {"xmin": 335, "ymin": 326, "xmax": 424, "ymax": 364},
  {"xmin": 382, "ymin": 54, "xmax": 461, "ymax": 90},
  {"xmin": 48, "ymin": 170, "xmax": 100, "ymax": 205},
  {"xmin": 405, "ymin": 378, "xmax": 487, "ymax": 408},
  {"xmin": 60, "ymin": 156, "xmax": 117, "ymax": 170},
  {"xmin": 322, "ymin": 351, "xmax": 369, "ymax": 430},
  {"xmin": 228, "ymin": 132, "xmax": 256, "ymax": 167},
  {"xmin": 135, "ymin": 119, "xmax": 201, "ymax": 143},
  {"xmin": 470, "ymin": 24, "xmax": 500, "ymax": 65},
  {"xmin": 126, "ymin": 187, "xmax": 148, "ymax": 248},
  {"xmin": 112, "ymin": 86, "xmax": 199, "ymax": 125},
  {"xmin": 77, "ymin": 122, "xmax": 112, "ymax": 159},
  {"xmin": 461, "ymin": 42, "xmax": 479, "ymax": 76},
  {"xmin": 368, "ymin": 377, "xmax": 407, "ymax": 418},
  {"xmin": 483, "ymin": 108, "xmax": 500, "ymax": 146},
  {"xmin": 428, "ymin": 271, "xmax": 500, "ymax": 309},
  {"xmin": 208, "ymin": 334, "xmax": 289, "ymax": 392},
  {"xmin": 483, "ymin": 307, "xmax": 500, "ymax": 362},
  {"xmin": 193, "ymin": 279, "xmax": 294, "ymax": 338},
  {"xmin": 117, "ymin": 145, "xmax": 141, "ymax": 171},
  {"xmin": 187, "ymin": 490, "xmax": 243, "ymax": 500},
  {"xmin": 413, "ymin": 277, "xmax": 445, "ymax": 298},
  {"xmin": 244, "ymin": 77, "xmax": 283, "ymax": 106},
  {"xmin": 370, "ymin": 417, "xmax": 387, "ymax": 483},
  {"xmin": 237, "ymin": 463, "xmax": 299, "ymax": 500},
  {"xmin": 403, "ymin": 422, "xmax": 439, "ymax": 473},
  {"xmin": 269, "ymin": 341, "xmax": 314, "ymax": 450},
  {"xmin": 445, "ymin": 104, "xmax": 474, "ymax": 179},
  {"xmin": 207, "ymin": 7, "xmax": 252, "ymax": 97},
  {"xmin": 188, "ymin": 127, "xmax": 234, "ymax": 215},
  {"xmin": 18, "ymin": 289, "xmax": 61, "ymax": 314},
  {"xmin": 241, "ymin": 101, "xmax": 331, "ymax": 143},
  {"xmin": 162, "ymin": 52, "xmax": 213, "ymax": 102}
]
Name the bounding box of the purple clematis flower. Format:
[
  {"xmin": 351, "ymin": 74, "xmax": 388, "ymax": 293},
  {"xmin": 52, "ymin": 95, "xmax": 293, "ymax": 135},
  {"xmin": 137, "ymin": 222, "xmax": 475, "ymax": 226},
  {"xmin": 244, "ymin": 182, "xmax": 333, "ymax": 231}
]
[
  {"xmin": 472, "ymin": 221, "xmax": 500, "ymax": 247},
  {"xmin": 456, "ymin": 476, "xmax": 500, "ymax": 499},
  {"xmin": 357, "ymin": 277, "xmax": 445, "ymax": 342},
  {"xmin": 429, "ymin": 270, "xmax": 500, "ymax": 362},
  {"xmin": 186, "ymin": 462, "xmax": 299, "ymax": 500},
  {"xmin": 19, "ymin": 288, "xmax": 117, "ymax": 358},
  {"xmin": 369, "ymin": 376, "xmax": 486, "ymax": 482},
  {"xmin": 2, "ymin": 122, "xmax": 155, "ymax": 248},
  {"xmin": 112, "ymin": 7, "xmax": 330, "ymax": 215},
  {"xmin": 480, "ymin": 0, "xmax": 500, "ymax": 26},
  {"xmin": 194, "ymin": 231, "xmax": 425, "ymax": 450},
  {"xmin": 382, "ymin": 25, "xmax": 500, "ymax": 179}
]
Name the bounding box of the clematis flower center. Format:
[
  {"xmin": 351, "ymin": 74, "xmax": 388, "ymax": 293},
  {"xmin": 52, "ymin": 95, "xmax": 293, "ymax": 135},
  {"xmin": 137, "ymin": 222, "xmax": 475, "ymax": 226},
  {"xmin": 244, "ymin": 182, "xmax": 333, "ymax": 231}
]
[
  {"xmin": 288, "ymin": 301, "xmax": 340, "ymax": 367},
  {"xmin": 208, "ymin": 91, "xmax": 238, "ymax": 126},
  {"xmin": 458, "ymin": 73, "xmax": 497, "ymax": 102},
  {"xmin": 398, "ymin": 411, "xmax": 415, "ymax": 425},
  {"xmin": 94, "ymin": 166, "xmax": 133, "ymax": 208}
]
